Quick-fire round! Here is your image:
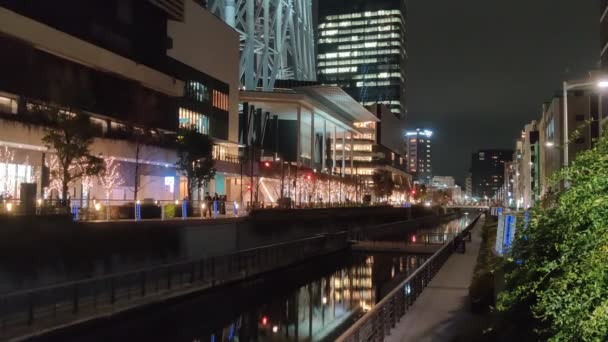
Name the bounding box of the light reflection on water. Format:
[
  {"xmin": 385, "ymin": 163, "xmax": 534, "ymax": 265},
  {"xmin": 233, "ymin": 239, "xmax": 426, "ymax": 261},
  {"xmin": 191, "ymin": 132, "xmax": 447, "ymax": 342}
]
[
  {"xmin": 195, "ymin": 217, "xmax": 469, "ymax": 342},
  {"xmin": 203, "ymin": 253, "xmax": 425, "ymax": 342}
]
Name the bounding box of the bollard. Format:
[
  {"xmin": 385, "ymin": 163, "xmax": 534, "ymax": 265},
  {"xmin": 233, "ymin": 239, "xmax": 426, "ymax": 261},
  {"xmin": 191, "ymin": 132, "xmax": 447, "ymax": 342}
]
[
  {"xmin": 233, "ymin": 201, "xmax": 238, "ymax": 217},
  {"xmin": 201, "ymin": 203, "xmax": 205, "ymax": 218},
  {"xmin": 161, "ymin": 203, "xmax": 165, "ymax": 220},
  {"xmin": 213, "ymin": 200, "xmax": 218, "ymax": 218},
  {"xmin": 135, "ymin": 200, "xmax": 141, "ymax": 221},
  {"xmin": 182, "ymin": 200, "xmax": 188, "ymax": 220},
  {"xmin": 71, "ymin": 200, "xmax": 79, "ymax": 221}
]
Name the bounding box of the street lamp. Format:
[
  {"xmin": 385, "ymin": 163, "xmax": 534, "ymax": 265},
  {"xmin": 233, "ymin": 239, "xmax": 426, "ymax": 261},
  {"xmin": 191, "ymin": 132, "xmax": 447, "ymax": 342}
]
[{"xmin": 562, "ymin": 77, "xmax": 608, "ymax": 169}]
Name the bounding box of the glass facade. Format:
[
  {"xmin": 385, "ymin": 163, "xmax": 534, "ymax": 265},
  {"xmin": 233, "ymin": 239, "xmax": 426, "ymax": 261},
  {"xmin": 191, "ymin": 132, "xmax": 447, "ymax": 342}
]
[
  {"xmin": 318, "ymin": 5, "xmax": 407, "ymax": 118},
  {"xmin": 179, "ymin": 107, "xmax": 209, "ymax": 135},
  {"xmin": 0, "ymin": 162, "xmax": 33, "ymax": 199},
  {"xmin": 185, "ymin": 81, "xmax": 210, "ymax": 103}
]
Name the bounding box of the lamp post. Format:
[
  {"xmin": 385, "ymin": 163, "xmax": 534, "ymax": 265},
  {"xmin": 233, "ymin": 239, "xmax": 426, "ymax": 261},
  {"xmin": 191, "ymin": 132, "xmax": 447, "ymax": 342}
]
[{"xmin": 562, "ymin": 78, "xmax": 608, "ymax": 169}]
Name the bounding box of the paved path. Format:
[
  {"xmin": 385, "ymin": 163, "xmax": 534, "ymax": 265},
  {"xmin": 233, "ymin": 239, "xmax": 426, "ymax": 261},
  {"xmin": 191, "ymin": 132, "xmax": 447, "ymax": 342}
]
[{"xmin": 386, "ymin": 216, "xmax": 486, "ymax": 342}]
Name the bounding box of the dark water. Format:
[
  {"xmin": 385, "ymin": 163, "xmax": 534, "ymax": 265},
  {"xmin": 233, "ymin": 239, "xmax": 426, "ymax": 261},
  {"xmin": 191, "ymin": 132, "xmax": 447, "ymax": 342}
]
[{"xmin": 38, "ymin": 217, "xmax": 470, "ymax": 342}]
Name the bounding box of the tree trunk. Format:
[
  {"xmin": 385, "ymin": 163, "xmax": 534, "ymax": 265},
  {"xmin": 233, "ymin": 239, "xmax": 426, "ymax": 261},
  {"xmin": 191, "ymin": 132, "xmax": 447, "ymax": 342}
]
[
  {"xmin": 187, "ymin": 177, "xmax": 193, "ymax": 202},
  {"xmin": 62, "ymin": 177, "xmax": 69, "ymax": 206}
]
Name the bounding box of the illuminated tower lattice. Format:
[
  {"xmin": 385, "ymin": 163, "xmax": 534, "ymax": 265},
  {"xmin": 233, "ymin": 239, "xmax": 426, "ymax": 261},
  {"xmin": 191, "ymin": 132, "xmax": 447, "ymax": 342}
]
[{"xmin": 207, "ymin": 0, "xmax": 317, "ymax": 91}]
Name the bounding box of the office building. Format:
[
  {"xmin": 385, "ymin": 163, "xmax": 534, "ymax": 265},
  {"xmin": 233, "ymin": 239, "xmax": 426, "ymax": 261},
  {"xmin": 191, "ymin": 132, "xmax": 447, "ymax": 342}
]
[
  {"xmin": 471, "ymin": 149, "xmax": 513, "ymax": 199},
  {"xmin": 317, "ymin": 0, "xmax": 407, "ymax": 119},
  {"xmin": 405, "ymin": 129, "xmax": 432, "ymax": 184}
]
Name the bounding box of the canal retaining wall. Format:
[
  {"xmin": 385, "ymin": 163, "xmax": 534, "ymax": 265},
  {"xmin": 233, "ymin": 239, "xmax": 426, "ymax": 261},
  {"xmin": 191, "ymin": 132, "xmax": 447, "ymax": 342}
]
[{"xmin": 0, "ymin": 206, "xmax": 457, "ymax": 292}]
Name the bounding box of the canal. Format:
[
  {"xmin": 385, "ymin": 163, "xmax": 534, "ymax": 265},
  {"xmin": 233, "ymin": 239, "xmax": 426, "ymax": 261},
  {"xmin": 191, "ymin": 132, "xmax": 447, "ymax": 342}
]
[{"xmin": 36, "ymin": 216, "xmax": 470, "ymax": 342}]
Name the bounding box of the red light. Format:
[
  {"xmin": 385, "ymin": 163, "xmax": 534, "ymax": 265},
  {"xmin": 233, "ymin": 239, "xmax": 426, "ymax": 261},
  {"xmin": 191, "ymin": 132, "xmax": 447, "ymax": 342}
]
[
  {"xmin": 261, "ymin": 316, "xmax": 268, "ymax": 326},
  {"xmin": 411, "ymin": 235, "xmax": 417, "ymax": 243},
  {"xmin": 411, "ymin": 190, "xmax": 416, "ymax": 195},
  {"xmin": 306, "ymin": 175, "xmax": 312, "ymax": 180},
  {"xmin": 264, "ymin": 161, "xmax": 271, "ymax": 168},
  {"xmin": 247, "ymin": 185, "xmax": 252, "ymax": 191}
]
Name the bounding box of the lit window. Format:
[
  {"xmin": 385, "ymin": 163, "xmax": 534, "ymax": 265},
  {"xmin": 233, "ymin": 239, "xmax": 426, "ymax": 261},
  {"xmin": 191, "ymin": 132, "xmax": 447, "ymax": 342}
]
[
  {"xmin": 164, "ymin": 176, "xmax": 175, "ymax": 193},
  {"xmin": 212, "ymin": 90, "xmax": 229, "ymax": 111},
  {"xmin": 185, "ymin": 81, "xmax": 209, "ymax": 103},
  {"xmin": 0, "ymin": 94, "xmax": 18, "ymax": 114},
  {"xmin": 179, "ymin": 107, "xmax": 209, "ymax": 135}
]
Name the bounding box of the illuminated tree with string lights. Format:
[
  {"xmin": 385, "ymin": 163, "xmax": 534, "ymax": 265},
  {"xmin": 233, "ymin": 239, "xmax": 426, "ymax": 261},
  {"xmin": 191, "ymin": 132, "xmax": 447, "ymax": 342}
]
[
  {"xmin": 98, "ymin": 157, "xmax": 124, "ymax": 201},
  {"xmin": 0, "ymin": 146, "xmax": 15, "ymax": 197}
]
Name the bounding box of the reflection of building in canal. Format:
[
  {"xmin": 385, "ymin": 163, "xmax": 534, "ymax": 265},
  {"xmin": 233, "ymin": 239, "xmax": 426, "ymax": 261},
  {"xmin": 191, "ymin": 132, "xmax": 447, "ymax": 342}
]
[{"xmin": 206, "ymin": 254, "xmax": 424, "ymax": 342}]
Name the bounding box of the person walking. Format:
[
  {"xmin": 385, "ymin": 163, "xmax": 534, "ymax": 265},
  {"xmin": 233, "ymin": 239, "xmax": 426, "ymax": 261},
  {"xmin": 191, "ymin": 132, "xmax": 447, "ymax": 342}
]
[{"xmin": 204, "ymin": 192, "xmax": 213, "ymax": 218}]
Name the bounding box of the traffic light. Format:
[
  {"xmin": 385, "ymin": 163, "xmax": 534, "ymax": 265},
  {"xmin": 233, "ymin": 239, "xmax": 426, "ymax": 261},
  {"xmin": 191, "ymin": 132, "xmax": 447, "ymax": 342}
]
[
  {"xmin": 247, "ymin": 184, "xmax": 252, "ymax": 191},
  {"xmin": 306, "ymin": 174, "xmax": 312, "ymax": 180},
  {"xmin": 261, "ymin": 316, "xmax": 268, "ymax": 326},
  {"xmin": 263, "ymin": 161, "xmax": 271, "ymax": 168}
]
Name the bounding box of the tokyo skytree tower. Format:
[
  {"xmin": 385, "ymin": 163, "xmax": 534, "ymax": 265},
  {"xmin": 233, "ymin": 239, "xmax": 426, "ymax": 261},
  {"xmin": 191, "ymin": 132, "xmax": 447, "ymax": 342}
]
[{"xmin": 207, "ymin": 0, "xmax": 316, "ymax": 91}]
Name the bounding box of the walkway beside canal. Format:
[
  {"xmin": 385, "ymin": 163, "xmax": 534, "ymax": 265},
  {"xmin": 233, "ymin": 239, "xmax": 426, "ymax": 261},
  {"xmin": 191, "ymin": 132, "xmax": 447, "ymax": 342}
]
[{"xmin": 386, "ymin": 216, "xmax": 486, "ymax": 342}]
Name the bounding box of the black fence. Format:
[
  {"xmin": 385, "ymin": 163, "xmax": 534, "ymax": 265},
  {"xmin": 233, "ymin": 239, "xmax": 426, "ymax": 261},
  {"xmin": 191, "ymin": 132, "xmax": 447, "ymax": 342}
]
[
  {"xmin": 0, "ymin": 233, "xmax": 347, "ymax": 340},
  {"xmin": 335, "ymin": 214, "xmax": 482, "ymax": 342}
]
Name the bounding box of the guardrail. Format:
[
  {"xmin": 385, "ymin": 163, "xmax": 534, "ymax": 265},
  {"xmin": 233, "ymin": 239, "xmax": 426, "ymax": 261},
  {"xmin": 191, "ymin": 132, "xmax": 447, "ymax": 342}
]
[
  {"xmin": 0, "ymin": 233, "xmax": 347, "ymax": 341},
  {"xmin": 335, "ymin": 214, "xmax": 482, "ymax": 342}
]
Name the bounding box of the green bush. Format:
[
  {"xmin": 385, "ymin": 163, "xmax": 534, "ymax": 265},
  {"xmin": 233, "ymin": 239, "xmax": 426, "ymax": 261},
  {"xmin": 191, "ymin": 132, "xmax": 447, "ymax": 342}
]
[
  {"xmin": 497, "ymin": 131, "xmax": 608, "ymax": 341},
  {"xmin": 164, "ymin": 204, "xmax": 176, "ymax": 219}
]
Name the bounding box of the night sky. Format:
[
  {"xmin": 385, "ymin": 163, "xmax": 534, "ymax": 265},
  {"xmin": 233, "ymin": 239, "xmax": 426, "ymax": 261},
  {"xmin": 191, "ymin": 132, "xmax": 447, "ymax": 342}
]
[{"xmin": 405, "ymin": 0, "xmax": 598, "ymax": 184}]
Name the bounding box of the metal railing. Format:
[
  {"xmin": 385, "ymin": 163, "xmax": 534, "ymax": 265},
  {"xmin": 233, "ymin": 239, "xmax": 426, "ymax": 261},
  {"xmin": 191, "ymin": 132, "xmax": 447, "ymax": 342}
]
[
  {"xmin": 335, "ymin": 214, "xmax": 482, "ymax": 342},
  {"xmin": 0, "ymin": 233, "xmax": 347, "ymax": 340}
]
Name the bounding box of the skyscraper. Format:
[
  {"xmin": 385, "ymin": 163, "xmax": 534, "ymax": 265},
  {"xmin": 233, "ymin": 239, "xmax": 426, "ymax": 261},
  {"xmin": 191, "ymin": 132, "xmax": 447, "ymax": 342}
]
[
  {"xmin": 405, "ymin": 129, "xmax": 432, "ymax": 184},
  {"xmin": 471, "ymin": 149, "xmax": 513, "ymax": 199},
  {"xmin": 316, "ymin": 0, "xmax": 407, "ymax": 119}
]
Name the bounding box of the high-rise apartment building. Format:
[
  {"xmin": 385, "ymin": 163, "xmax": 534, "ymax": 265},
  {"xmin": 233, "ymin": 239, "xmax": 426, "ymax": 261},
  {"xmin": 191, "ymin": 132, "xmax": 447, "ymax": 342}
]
[
  {"xmin": 471, "ymin": 149, "xmax": 513, "ymax": 199},
  {"xmin": 405, "ymin": 129, "xmax": 432, "ymax": 184},
  {"xmin": 317, "ymin": 0, "xmax": 407, "ymax": 119}
]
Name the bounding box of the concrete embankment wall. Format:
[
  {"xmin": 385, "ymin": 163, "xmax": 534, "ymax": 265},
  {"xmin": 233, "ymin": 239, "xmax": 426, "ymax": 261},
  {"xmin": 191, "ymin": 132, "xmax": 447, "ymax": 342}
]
[{"xmin": 0, "ymin": 206, "xmax": 454, "ymax": 292}]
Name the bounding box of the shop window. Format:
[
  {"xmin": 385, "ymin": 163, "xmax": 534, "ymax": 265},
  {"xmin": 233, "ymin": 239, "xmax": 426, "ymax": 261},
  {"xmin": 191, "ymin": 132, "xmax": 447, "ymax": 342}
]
[{"xmin": 0, "ymin": 161, "xmax": 33, "ymax": 199}]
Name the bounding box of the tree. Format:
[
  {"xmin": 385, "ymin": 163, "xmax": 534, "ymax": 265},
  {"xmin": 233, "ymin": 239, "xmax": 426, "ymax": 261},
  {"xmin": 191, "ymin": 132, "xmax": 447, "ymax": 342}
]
[
  {"xmin": 372, "ymin": 171, "xmax": 395, "ymax": 201},
  {"xmin": 175, "ymin": 126, "xmax": 216, "ymax": 201},
  {"xmin": 0, "ymin": 146, "xmax": 15, "ymax": 197},
  {"xmin": 497, "ymin": 131, "xmax": 608, "ymax": 341},
  {"xmin": 42, "ymin": 112, "xmax": 104, "ymax": 201},
  {"xmin": 98, "ymin": 157, "xmax": 125, "ymax": 200}
]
